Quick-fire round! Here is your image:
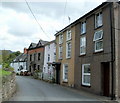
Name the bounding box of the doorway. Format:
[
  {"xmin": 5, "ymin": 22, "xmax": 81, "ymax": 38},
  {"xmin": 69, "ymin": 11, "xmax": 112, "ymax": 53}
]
[
  {"xmin": 56, "ymin": 65, "xmax": 60, "ymax": 84},
  {"xmin": 101, "ymin": 62, "xmax": 110, "ymax": 97}
]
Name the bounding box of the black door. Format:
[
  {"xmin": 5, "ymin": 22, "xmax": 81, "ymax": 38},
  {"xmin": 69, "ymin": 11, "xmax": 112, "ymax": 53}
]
[
  {"xmin": 56, "ymin": 65, "xmax": 60, "ymax": 84},
  {"xmin": 102, "ymin": 62, "xmax": 110, "ymax": 97}
]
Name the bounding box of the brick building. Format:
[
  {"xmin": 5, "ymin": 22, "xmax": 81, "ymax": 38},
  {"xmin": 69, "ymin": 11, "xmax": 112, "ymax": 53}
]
[{"xmin": 27, "ymin": 40, "xmax": 48, "ymax": 74}]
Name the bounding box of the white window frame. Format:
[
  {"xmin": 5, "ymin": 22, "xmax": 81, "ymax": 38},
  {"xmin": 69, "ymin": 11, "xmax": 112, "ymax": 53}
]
[
  {"xmin": 59, "ymin": 46, "xmax": 62, "ymax": 59},
  {"xmin": 66, "ymin": 30, "xmax": 71, "ymax": 41},
  {"xmin": 93, "ymin": 30, "xmax": 103, "ymax": 52},
  {"xmin": 63, "ymin": 64, "xmax": 68, "ymax": 82},
  {"xmin": 93, "ymin": 30, "xmax": 103, "ymax": 41},
  {"xmin": 66, "ymin": 41, "xmax": 71, "ymax": 58},
  {"xmin": 59, "ymin": 34, "xmax": 63, "ymax": 44},
  {"xmin": 95, "ymin": 12, "xmax": 103, "ymax": 28},
  {"xmin": 80, "ymin": 36, "xmax": 86, "ymax": 55},
  {"xmin": 82, "ymin": 64, "xmax": 90, "ymax": 86},
  {"xmin": 95, "ymin": 40, "xmax": 103, "ymax": 52},
  {"xmin": 81, "ymin": 21, "xmax": 86, "ymax": 34}
]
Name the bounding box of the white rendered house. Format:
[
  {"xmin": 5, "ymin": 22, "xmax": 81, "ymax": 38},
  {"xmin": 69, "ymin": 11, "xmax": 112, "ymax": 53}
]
[
  {"xmin": 10, "ymin": 49, "xmax": 27, "ymax": 72},
  {"xmin": 43, "ymin": 40, "xmax": 56, "ymax": 80}
]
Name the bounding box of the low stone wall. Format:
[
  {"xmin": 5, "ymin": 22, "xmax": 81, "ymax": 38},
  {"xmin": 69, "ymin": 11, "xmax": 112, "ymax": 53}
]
[{"xmin": 2, "ymin": 73, "xmax": 16, "ymax": 101}]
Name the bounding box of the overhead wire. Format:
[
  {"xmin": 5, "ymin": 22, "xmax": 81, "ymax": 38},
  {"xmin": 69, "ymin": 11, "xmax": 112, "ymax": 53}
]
[{"xmin": 25, "ymin": 0, "xmax": 51, "ymax": 40}]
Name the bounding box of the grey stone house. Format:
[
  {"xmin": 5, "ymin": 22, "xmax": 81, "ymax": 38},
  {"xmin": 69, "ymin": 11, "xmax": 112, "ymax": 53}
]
[{"xmin": 74, "ymin": 2, "xmax": 120, "ymax": 99}]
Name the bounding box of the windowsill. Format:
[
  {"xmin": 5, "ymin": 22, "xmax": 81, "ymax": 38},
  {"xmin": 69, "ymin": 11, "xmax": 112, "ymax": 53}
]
[
  {"xmin": 94, "ymin": 25, "xmax": 103, "ymax": 30},
  {"xmin": 81, "ymin": 84, "xmax": 91, "ymax": 88},
  {"xmin": 94, "ymin": 50, "xmax": 103, "ymax": 54},
  {"xmin": 79, "ymin": 54, "xmax": 86, "ymax": 57},
  {"xmin": 59, "ymin": 43, "xmax": 63, "ymax": 45},
  {"xmin": 66, "ymin": 57, "xmax": 71, "ymax": 59},
  {"xmin": 63, "ymin": 80, "xmax": 68, "ymax": 83}
]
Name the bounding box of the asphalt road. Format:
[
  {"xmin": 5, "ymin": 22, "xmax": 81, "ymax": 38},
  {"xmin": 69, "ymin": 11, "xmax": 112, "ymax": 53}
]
[{"xmin": 9, "ymin": 76, "xmax": 104, "ymax": 102}]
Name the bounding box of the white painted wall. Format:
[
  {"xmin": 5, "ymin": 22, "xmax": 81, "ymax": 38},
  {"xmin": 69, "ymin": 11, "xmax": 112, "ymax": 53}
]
[
  {"xmin": 10, "ymin": 62, "xmax": 26, "ymax": 72},
  {"xmin": 43, "ymin": 42, "xmax": 56, "ymax": 80}
]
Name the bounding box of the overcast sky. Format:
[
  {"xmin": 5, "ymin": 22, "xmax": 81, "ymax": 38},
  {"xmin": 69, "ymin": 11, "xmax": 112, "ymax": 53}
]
[{"xmin": 0, "ymin": 0, "xmax": 106, "ymax": 52}]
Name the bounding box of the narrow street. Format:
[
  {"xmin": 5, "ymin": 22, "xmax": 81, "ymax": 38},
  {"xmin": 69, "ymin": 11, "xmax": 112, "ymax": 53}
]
[{"xmin": 9, "ymin": 76, "xmax": 104, "ymax": 102}]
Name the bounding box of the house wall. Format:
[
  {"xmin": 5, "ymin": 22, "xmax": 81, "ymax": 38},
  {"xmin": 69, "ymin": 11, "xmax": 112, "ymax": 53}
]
[
  {"xmin": 113, "ymin": 2, "xmax": 120, "ymax": 98},
  {"xmin": 56, "ymin": 26, "xmax": 75, "ymax": 87},
  {"xmin": 74, "ymin": 4, "xmax": 113, "ymax": 95},
  {"xmin": 27, "ymin": 47, "xmax": 44, "ymax": 73},
  {"xmin": 43, "ymin": 42, "xmax": 56, "ymax": 80},
  {"xmin": 10, "ymin": 62, "xmax": 26, "ymax": 72}
]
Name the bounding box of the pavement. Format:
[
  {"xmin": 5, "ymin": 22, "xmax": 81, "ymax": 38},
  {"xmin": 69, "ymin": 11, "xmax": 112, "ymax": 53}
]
[{"xmin": 5, "ymin": 76, "xmax": 119, "ymax": 103}]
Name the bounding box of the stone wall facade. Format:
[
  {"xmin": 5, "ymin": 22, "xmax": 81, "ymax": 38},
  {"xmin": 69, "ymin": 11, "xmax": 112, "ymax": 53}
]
[{"xmin": 2, "ymin": 73, "xmax": 16, "ymax": 101}]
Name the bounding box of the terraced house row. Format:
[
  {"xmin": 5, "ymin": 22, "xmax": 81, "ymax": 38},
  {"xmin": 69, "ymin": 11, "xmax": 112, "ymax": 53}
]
[
  {"xmin": 54, "ymin": 2, "xmax": 120, "ymax": 99},
  {"xmin": 11, "ymin": 1, "xmax": 120, "ymax": 100}
]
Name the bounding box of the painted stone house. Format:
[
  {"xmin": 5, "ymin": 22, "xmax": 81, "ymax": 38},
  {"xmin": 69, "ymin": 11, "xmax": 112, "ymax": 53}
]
[
  {"xmin": 55, "ymin": 1, "xmax": 120, "ymax": 99},
  {"xmin": 55, "ymin": 25, "xmax": 75, "ymax": 86},
  {"xmin": 43, "ymin": 40, "xmax": 56, "ymax": 81},
  {"xmin": 10, "ymin": 48, "xmax": 27, "ymax": 72},
  {"xmin": 27, "ymin": 39, "xmax": 48, "ymax": 76}
]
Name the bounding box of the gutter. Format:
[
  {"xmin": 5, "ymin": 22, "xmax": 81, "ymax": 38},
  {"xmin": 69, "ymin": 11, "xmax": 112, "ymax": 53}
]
[{"xmin": 109, "ymin": 3, "xmax": 116, "ymax": 100}]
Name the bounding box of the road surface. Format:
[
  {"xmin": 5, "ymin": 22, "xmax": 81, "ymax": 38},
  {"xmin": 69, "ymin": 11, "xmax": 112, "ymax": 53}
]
[{"xmin": 9, "ymin": 76, "xmax": 104, "ymax": 102}]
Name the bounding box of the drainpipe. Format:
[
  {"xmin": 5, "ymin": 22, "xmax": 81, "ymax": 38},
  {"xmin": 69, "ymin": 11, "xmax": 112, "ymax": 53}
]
[{"xmin": 109, "ymin": 3, "xmax": 116, "ymax": 100}]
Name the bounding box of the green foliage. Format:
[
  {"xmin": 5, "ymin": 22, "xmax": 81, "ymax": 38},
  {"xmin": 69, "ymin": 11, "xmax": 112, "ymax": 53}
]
[
  {"xmin": 0, "ymin": 69, "xmax": 11, "ymax": 77},
  {"xmin": 2, "ymin": 50, "xmax": 21, "ymax": 69},
  {"xmin": 0, "ymin": 54, "xmax": 2, "ymax": 64}
]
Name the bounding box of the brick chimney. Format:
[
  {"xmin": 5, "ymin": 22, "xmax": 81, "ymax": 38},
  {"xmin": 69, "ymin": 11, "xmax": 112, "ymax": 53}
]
[{"xmin": 24, "ymin": 48, "xmax": 27, "ymax": 54}]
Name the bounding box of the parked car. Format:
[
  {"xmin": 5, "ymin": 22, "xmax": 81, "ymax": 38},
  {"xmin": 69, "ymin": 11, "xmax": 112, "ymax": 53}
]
[{"xmin": 20, "ymin": 70, "xmax": 30, "ymax": 76}]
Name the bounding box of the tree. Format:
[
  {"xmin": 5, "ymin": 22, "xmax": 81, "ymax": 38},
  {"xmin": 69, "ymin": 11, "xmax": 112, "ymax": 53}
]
[{"xmin": 2, "ymin": 50, "xmax": 21, "ymax": 69}]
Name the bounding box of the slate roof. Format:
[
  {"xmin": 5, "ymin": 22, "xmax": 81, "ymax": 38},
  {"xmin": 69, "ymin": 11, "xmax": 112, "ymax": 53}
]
[
  {"xmin": 28, "ymin": 39, "xmax": 48, "ymax": 50},
  {"xmin": 36, "ymin": 39, "xmax": 48, "ymax": 47},
  {"xmin": 28, "ymin": 43, "xmax": 37, "ymax": 49},
  {"xmin": 13, "ymin": 53, "xmax": 27, "ymax": 62},
  {"xmin": 44, "ymin": 40, "xmax": 55, "ymax": 46}
]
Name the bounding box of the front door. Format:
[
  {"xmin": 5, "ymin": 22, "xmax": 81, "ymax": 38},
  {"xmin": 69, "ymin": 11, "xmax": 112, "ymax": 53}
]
[
  {"xmin": 56, "ymin": 65, "xmax": 60, "ymax": 84},
  {"xmin": 102, "ymin": 62, "xmax": 110, "ymax": 97}
]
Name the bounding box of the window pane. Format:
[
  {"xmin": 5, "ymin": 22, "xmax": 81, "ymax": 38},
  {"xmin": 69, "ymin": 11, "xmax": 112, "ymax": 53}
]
[
  {"xmin": 94, "ymin": 30, "xmax": 103, "ymax": 41},
  {"xmin": 59, "ymin": 34, "xmax": 63, "ymax": 44},
  {"xmin": 59, "ymin": 46, "xmax": 62, "ymax": 59},
  {"xmin": 80, "ymin": 37, "xmax": 86, "ymax": 54},
  {"xmin": 64, "ymin": 65, "xmax": 68, "ymax": 80},
  {"xmin": 84, "ymin": 75, "xmax": 90, "ymax": 84},
  {"xmin": 96, "ymin": 12, "xmax": 102, "ymax": 27},
  {"xmin": 67, "ymin": 42, "xmax": 71, "ymax": 57},
  {"xmin": 84, "ymin": 65, "xmax": 90, "ymax": 73},
  {"xmin": 95, "ymin": 40, "xmax": 103, "ymax": 50},
  {"xmin": 67, "ymin": 30, "xmax": 71, "ymax": 40},
  {"xmin": 82, "ymin": 64, "xmax": 91, "ymax": 86},
  {"xmin": 81, "ymin": 22, "xmax": 86, "ymax": 34},
  {"xmin": 80, "ymin": 46, "xmax": 85, "ymax": 54}
]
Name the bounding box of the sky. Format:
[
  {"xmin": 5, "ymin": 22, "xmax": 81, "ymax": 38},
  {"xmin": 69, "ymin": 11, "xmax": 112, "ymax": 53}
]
[{"xmin": 0, "ymin": 0, "xmax": 106, "ymax": 52}]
